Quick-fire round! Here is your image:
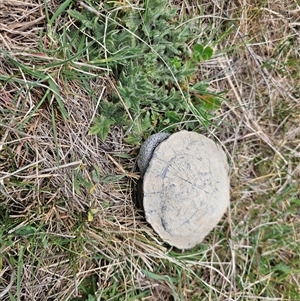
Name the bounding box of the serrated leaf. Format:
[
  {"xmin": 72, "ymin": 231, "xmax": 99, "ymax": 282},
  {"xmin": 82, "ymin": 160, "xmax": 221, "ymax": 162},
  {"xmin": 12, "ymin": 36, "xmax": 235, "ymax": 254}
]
[
  {"xmin": 69, "ymin": 0, "xmax": 219, "ymax": 139},
  {"xmin": 113, "ymin": 153, "xmax": 132, "ymax": 159},
  {"xmin": 165, "ymin": 111, "xmax": 181, "ymax": 123},
  {"xmin": 191, "ymin": 82, "xmax": 209, "ymax": 93},
  {"xmin": 13, "ymin": 225, "xmax": 37, "ymax": 236},
  {"xmin": 273, "ymin": 263, "xmax": 291, "ymax": 275},
  {"xmin": 124, "ymin": 111, "xmax": 152, "ymax": 144},
  {"xmin": 100, "ymin": 174, "xmax": 125, "ymax": 183},
  {"xmin": 89, "ymin": 115, "xmax": 115, "ymax": 141},
  {"xmin": 67, "ymin": 9, "xmax": 88, "ymax": 22},
  {"xmin": 92, "ymin": 168, "xmax": 101, "ymax": 183},
  {"xmin": 192, "ymin": 93, "xmax": 221, "ymax": 111},
  {"xmin": 125, "ymin": 135, "xmax": 141, "ymax": 145},
  {"xmin": 169, "ymin": 57, "xmax": 182, "ymax": 68},
  {"xmin": 180, "ymin": 60, "xmax": 197, "ymax": 77}
]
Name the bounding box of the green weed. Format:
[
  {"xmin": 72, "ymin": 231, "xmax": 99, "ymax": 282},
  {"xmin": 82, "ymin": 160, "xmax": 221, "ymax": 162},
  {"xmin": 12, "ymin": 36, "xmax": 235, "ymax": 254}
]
[{"xmin": 66, "ymin": 0, "xmax": 220, "ymax": 142}]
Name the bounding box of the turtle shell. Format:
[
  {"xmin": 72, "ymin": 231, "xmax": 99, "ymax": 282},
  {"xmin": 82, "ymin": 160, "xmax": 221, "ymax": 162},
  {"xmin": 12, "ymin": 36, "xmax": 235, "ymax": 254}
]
[{"xmin": 142, "ymin": 130, "xmax": 230, "ymax": 249}]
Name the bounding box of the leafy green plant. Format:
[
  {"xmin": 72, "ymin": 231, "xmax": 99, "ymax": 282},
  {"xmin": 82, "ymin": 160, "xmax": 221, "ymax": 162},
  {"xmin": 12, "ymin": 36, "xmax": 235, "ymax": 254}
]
[{"xmin": 66, "ymin": 0, "xmax": 221, "ymax": 143}]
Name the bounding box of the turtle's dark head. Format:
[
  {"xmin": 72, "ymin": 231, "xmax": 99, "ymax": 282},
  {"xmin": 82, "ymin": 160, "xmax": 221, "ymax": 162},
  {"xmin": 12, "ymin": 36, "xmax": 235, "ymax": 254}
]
[{"xmin": 137, "ymin": 132, "xmax": 170, "ymax": 177}]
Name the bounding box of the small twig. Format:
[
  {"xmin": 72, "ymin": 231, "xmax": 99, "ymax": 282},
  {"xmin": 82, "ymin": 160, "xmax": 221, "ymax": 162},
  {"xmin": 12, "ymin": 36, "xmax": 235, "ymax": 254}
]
[
  {"xmin": 10, "ymin": 161, "xmax": 83, "ymax": 179},
  {"xmin": 0, "ymin": 158, "xmax": 46, "ymax": 181},
  {"xmin": 0, "ymin": 255, "xmax": 15, "ymax": 298},
  {"xmin": 0, "ymin": 0, "xmax": 39, "ymax": 6},
  {"xmin": 89, "ymin": 87, "xmax": 106, "ymax": 128},
  {"xmin": 76, "ymin": 0, "xmax": 103, "ymax": 15},
  {"xmin": 106, "ymin": 153, "xmax": 139, "ymax": 179},
  {"xmin": 6, "ymin": 16, "xmax": 45, "ymax": 31},
  {"xmin": 36, "ymin": 161, "xmax": 82, "ymax": 174}
]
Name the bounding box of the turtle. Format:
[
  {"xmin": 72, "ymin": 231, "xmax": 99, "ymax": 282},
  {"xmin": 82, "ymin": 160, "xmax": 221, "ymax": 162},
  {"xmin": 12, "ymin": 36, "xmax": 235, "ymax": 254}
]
[{"xmin": 137, "ymin": 130, "xmax": 230, "ymax": 250}]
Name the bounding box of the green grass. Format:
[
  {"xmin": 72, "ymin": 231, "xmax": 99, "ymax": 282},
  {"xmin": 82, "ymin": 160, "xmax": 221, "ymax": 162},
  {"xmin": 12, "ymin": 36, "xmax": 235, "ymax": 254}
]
[{"xmin": 0, "ymin": 0, "xmax": 299, "ymax": 300}]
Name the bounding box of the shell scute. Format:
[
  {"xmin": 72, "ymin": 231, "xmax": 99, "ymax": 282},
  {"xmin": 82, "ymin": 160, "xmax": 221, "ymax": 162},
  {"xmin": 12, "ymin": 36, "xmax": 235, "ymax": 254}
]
[{"xmin": 141, "ymin": 130, "xmax": 230, "ymax": 249}]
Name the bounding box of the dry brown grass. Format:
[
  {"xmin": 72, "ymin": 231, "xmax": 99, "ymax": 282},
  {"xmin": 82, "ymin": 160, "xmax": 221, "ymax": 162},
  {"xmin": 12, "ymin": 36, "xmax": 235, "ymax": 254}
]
[{"xmin": 1, "ymin": 0, "xmax": 299, "ymax": 300}]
